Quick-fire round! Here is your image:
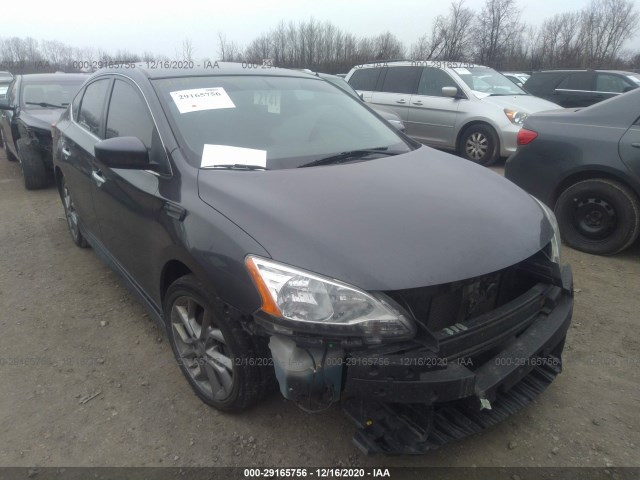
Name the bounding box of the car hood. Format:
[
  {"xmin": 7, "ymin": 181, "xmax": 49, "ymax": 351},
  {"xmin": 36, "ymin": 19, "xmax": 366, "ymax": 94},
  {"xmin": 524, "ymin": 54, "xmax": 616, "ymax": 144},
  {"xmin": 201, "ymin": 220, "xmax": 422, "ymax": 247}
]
[
  {"xmin": 19, "ymin": 108, "xmax": 64, "ymax": 132},
  {"xmin": 197, "ymin": 147, "xmax": 553, "ymax": 291},
  {"xmin": 481, "ymin": 94, "xmax": 560, "ymax": 113}
]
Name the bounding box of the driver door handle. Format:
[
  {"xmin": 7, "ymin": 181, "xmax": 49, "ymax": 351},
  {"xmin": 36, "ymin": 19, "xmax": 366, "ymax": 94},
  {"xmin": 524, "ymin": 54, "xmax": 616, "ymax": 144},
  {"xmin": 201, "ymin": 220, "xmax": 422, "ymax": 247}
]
[
  {"xmin": 396, "ymin": 99, "xmax": 407, "ymax": 104},
  {"xmin": 92, "ymin": 169, "xmax": 106, "ymax": 187},
  {"xmin": 412, "ymin": 100, "xmax": 423, "ymax": 105},
  {"xmin": 631, "ymin": 142, "xmax": 640, "ymax": 149}
]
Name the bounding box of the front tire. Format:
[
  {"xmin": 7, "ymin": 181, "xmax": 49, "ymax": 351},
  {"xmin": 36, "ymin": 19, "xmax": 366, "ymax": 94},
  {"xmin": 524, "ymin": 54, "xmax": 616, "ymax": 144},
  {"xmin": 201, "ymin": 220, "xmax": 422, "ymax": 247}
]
[
  {"xmin": 459, "ymin": 124, "xmax": 499, "ymax": 166},
  {"xmin": 554, "ymin": 178, "xmax": 640, "ymax": 255},
  {"xmin": 164, "ymin": 275, "xmax": 266, "ymax": 412},
  {"xmin": 16, "ymin": 138, "xmax": 48, "ymax": 190}
]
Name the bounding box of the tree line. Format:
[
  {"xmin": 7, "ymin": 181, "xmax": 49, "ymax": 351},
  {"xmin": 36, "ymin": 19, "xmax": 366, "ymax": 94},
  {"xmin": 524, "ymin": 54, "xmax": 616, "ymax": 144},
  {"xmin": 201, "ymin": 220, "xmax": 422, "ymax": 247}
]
[{"xmin": 1, "ymin": 0, "xmax": 638, "ymax": 75}]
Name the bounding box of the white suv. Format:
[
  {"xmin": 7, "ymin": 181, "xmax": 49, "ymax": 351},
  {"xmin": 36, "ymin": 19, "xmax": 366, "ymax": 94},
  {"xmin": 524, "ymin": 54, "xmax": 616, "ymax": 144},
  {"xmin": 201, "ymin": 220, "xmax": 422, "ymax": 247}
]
[{"xmin": 346, "ymin": 61, "xmax": 559, "ymax": 165}]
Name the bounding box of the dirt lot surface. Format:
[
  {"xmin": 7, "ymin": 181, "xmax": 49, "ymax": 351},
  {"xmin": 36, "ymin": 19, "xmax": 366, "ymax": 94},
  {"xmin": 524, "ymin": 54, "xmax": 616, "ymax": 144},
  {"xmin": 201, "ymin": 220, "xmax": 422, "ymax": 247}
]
[{"xmin": 0, "ymin": 151, "xmax": 638, "ymax": 469}]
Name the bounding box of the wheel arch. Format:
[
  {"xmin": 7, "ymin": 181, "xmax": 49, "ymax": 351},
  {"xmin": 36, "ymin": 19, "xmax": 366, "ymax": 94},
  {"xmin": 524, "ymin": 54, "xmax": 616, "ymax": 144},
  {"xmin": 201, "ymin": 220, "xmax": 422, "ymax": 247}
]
[
  {"xmin": 160, "ymin": 259, "xmax": 194, "ymax": 307},
  {"xmin": 455, "ymin": 120, "xmax": 501, "ymax": 153},
  {"xmin": 552, "ymin": 167, "xmax": 640, "ymax": 208}
]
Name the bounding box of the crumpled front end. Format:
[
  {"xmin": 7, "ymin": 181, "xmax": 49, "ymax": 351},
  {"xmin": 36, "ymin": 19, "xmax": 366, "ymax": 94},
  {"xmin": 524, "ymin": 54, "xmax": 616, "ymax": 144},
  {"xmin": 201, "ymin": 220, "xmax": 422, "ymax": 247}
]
[{"xmin": 261, "ymin": 248, "xmax": 573, "ymax": 454}]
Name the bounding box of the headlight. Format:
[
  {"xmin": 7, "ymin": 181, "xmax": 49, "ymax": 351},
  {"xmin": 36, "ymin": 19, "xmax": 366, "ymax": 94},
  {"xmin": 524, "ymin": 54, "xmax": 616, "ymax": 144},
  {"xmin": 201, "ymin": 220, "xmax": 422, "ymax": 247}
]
[
  {"xmin": 531, "ymin": 196, "xmax": 561, "ymax": 264},
  {"xmin": 504, "ymin": 108, "xmax": 528, "ymax": 125},
  {"xmin": 245, "ymin": 256, "xmax": 416, "ymax": 343}
]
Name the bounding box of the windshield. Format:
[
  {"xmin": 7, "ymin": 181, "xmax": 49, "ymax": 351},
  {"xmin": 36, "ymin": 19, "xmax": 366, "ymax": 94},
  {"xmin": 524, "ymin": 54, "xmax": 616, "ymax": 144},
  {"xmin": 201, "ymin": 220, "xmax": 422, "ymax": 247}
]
[
  {"xmin": 153, "ymin": 75, "xmax": 411, "ymax": 170},
  {"xmin": 453, "ymin": 67, "xmax": 527, "ymax": 96},
  {"xmin": 21, "ymin": 80, "xmax": 85, "ymax": 108}
]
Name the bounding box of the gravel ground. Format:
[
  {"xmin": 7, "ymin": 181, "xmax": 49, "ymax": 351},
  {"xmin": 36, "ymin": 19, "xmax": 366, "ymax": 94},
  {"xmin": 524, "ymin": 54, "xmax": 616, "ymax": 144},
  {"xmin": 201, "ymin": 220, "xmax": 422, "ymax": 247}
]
[{"xmin": 0, "ymin": 152, "xmax": 638, "ymax": 469}]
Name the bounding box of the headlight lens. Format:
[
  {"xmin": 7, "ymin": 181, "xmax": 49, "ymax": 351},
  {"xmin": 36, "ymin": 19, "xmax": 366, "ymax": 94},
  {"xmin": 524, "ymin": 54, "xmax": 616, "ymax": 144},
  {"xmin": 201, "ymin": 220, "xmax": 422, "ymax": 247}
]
[
  {"xmin": 531, "ymin": 196, "xmax": 561, "ymax": 264},
  {"xmin": 246, "ymin": 256, "xmax": 416, "ymax": 343},
  {"xmin": 504, "ymin": 108, "xmax": 528, "ymax": 125}
]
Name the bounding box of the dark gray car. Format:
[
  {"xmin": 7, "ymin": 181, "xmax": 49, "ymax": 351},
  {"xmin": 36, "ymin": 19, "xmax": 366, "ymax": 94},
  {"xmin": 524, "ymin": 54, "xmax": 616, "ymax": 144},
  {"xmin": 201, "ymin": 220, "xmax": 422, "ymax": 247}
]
[
  {"xmin": 505, "ymin": 88, "xmax": 640, "ymax": 255},
  {"xmin": 52, "ymin": 63, "xmax": 573, "ymax": 454}
]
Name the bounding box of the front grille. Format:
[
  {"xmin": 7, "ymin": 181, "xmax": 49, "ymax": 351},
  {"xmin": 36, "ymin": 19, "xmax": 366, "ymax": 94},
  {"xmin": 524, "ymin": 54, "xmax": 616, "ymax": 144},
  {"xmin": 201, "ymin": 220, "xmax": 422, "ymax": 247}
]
[{"xmin": 385, "ymin": 253, "xmax": 542, "ymax": 338}]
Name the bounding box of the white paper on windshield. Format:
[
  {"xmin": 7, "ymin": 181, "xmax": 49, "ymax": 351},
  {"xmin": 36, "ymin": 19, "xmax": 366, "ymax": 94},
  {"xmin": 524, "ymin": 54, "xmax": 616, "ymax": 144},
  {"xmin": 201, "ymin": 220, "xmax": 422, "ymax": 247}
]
[
  {"xmin": 471, "ymin": 90, "xmax": 491, "ymax": 99},
  {"xmin": 0, "ymin": 86, "xmax": 8, "ymax": 95},
  {"xmin": 254, "ymin": 90, "xmax": 281, "ymax": 113},
  {"xmin": 453, "ymin": 68, "xmax": 471, "ymax": 75},
  {"xmin": 170, "ymin": 87, "xmax": 235, "ymax": 114},
  {"xmin": 201, "ymin": 144, "xmax": 267, "ymax": 168}
]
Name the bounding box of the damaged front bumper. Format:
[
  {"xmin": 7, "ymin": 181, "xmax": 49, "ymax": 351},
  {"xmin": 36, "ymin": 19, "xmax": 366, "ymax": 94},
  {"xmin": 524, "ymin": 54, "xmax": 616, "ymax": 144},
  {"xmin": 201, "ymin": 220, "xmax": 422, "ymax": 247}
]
[{"xmin": 265, "ymin": 264, "xmax": 573, "ymax": 454}]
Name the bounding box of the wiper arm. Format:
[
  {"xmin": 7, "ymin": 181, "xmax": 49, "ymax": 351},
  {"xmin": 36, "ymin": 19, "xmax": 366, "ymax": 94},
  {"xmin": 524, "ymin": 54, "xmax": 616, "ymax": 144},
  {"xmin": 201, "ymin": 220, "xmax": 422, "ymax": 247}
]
[
  {"xmin": 202, "ymin": 163, "xmax": 267, "ymax": 171},
  {"xmin": 298, "ymin": 147, "xmax": 399, "ymax": 168},
  {"xmin": 25, "ymin": 101, "xmax": 68, "ymax": 108}
]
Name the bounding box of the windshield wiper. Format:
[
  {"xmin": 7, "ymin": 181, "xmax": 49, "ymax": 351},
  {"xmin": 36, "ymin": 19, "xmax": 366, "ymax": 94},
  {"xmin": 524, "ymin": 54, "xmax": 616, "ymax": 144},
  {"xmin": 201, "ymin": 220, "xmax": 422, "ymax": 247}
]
[
  {"xmin": 298, "ymin": 147, "xmax": 400, "ymax": 168},
  {"xmin": 202, "ymin": 163, "xmax": 267, "ymax": 170},
  {"xmin": 25, "ymin": 101, "xmax": 68, "ymax": 108}
]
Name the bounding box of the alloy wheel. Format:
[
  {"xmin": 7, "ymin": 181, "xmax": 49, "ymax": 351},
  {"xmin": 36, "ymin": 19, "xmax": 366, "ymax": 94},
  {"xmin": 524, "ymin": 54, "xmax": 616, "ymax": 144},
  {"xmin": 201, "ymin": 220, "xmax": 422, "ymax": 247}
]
[
  {"xmin": 63, "ymin": 183, "xmax": 80, "ymax": 239},
  {"xmin": 170, "ymin": 296, "xmax": 235, "ymax": 401},
  {"xmin": 465, "ymin": 132, "xmax": 488, "ymax": 160}
]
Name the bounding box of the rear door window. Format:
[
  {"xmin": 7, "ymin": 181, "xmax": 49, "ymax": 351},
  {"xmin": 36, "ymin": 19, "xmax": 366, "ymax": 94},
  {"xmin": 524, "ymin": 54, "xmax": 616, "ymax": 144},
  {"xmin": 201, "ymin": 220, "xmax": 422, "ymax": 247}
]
[
  {"xmin": 557, "ymin": 72, "xmax": 593, "ymax": 91},
  {"xmin": 595, "ymin": 73, "xmax": 634, "ymax": 93},
  {"xmin": 379, "ymin": 67, "xmax": 420, "ymax": 95}
]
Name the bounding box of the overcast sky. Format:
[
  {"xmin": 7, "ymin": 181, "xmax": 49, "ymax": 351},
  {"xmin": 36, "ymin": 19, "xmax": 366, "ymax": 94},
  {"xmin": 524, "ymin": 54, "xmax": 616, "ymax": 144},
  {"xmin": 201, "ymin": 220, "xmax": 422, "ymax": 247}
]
[{"xmin": 3, "ymin": 0, "xmax": 639, "ymax": 58}]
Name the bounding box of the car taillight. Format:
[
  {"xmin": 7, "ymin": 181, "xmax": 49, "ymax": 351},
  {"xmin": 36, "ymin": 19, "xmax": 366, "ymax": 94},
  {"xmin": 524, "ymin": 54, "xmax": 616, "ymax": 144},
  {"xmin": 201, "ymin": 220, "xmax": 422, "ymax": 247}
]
[{"xmin": 517, "ymin": 128, "xmax": 537, "ymax": 145}]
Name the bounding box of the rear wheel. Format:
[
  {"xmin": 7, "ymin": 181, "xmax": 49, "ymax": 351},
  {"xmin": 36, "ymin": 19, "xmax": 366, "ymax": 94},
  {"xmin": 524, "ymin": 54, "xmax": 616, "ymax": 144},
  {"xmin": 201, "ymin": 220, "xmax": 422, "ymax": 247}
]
[
  {"xmin": 60, "ymin": 176, "xmax": 89, "ymax": 248},
  {"xmin": 16, "ymin": 138, "xmax": 49, "ymax": 190},
  {"xmin": 554, "ymin": 178, "xmax": 640, "ymax": 255},
  {"xmin": 164, "ymin": 275, "xmax": 268, "ymax": 412},
  {"xmin": 459, "ymin": 124, "xmax": 499, "ymax": 166}
]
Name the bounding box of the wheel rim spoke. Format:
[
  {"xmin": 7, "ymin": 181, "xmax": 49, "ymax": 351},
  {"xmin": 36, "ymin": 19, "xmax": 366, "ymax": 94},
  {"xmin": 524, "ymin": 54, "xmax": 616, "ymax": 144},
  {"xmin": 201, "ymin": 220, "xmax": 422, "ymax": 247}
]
[{"xmin": 170, "ymin": 295, "xmax": 235, "ymax": 402}]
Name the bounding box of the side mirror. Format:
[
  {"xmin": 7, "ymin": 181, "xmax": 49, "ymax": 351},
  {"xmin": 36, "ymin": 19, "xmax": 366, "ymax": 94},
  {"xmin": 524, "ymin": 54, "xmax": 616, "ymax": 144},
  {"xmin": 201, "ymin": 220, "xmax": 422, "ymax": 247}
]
[
  {"xmin": 359, "ymin": 93, "xmax": 364, "ymax": 100},
  {"xmin": 94, "ymin": 137, "xmax": 152, "ymax": 170},
  {"xmin": 0, "ymin": 97, "xmax": 14, "ymax": 110},
  {"xmin": 442, "ymin": 86, "xmax": 459, "ymax": 98}
]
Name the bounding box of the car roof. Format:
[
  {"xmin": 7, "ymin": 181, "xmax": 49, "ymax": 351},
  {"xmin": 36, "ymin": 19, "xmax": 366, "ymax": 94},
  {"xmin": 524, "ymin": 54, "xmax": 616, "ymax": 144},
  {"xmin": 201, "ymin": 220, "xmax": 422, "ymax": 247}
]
[
  {"xmin": 19, "ymin": 73, "xmax": 89, "ymax": 82},
  {"xmin": 536, "ymin": 69, "xmax": 638, "ymax": 75},
  {"xmin": 351, "ymin": 60, "xmax": 487, "ymax": 69},
  {"xmin": 93, "ymin": 62, "xmax": 317, "ymax": 81}
]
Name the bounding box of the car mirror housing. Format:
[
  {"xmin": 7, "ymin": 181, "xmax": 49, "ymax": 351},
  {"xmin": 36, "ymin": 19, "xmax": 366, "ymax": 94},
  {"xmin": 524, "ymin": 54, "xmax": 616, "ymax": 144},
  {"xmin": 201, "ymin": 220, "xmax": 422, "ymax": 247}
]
[
  {"xmin": 94, "ymin": 137, "xmax": 152, "ymax": 170},
  {"xmin": 442, "ymin": 86, "xmax": 459, "ymax": 98}
]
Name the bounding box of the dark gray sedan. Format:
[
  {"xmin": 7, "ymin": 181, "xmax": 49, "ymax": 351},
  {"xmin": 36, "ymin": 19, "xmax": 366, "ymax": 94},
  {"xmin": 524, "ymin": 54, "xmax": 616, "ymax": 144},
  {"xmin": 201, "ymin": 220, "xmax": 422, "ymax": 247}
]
[
  {"xmin": 52, "ymin": 63, "xmax": 573, "ymax": 454},
  {"xmin": 505, "ymin": 88, "xmax": 640, "ymax": 255}
]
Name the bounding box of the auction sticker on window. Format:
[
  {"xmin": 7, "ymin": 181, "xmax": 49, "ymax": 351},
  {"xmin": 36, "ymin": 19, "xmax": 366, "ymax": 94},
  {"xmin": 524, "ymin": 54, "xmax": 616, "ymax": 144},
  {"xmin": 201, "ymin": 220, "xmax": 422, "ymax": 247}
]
[
  {"xmin": 254, "ymin": 90, "xmax": 281, "ymax": 113},
  {"xmin": 170, "ymin": 87, "xmax": 235, "ymax": 114},
  {"xmin": 201, "ymin": 144, "xmax": 267, "ymax": 169},
  {"xmin": 453, "ymin": 67, "xmax": 471, "ymax": 75}
]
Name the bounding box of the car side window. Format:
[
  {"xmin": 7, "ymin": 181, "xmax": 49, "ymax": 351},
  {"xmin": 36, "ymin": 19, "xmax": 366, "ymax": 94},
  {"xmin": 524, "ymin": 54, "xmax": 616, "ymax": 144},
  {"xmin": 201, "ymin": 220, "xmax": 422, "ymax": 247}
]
[
  {"xmin": 556, "ymin": 73, "xmax": 592, "ymax": 91},
  {"xmin": 417, "ymin": 67, "xmax": 459, "ymax": 97},
  {"xmin": 596, "ymin": 74, "xmax": 632, "ymax": 93},
  {"xmin": 7, "ymin": 80, "xmax": 17, "ymax": 106},
  {"xmin": 106, "ymin": 79, "xmax": 167, "ymax": 170},
  {"xmin": 348, "ymin": 68, "xmax": 381, "ymax": 91},
  {"xmin": 71, "ymin": 88, "xmax": 83, "ymax": 122},
  {"xmin": 77, "ymin": 79, "xmax": 110, "ymax": 137},
  {"xmin": 106, "ymin": 80, "xmax": 154, "ymax": 147},
  {"xmin": 380, "ymin": 67, "xmax": 420, "ymax": 94}
]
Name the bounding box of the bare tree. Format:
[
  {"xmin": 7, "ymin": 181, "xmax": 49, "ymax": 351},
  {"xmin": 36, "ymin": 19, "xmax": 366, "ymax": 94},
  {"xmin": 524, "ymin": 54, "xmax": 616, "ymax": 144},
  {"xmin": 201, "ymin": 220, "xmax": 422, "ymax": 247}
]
[{"xmin": 474, "ymin": 0, "xmax": 523, "ymax": 68}]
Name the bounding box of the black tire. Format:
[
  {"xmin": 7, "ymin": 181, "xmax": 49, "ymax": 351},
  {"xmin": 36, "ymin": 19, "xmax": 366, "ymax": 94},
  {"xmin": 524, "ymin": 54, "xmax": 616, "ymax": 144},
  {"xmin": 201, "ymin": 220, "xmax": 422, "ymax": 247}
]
[
  {"xmin": 459, "ymin": 124, "xmax": 500, "ymax": 166},
  {"xmin": 164, "ymin": 274, "xmax": 268, "ymax": 412},
  {"xmin": 60, "ymin": 175, "xmax": 89, "ymax": 248},
  {"xmin": 16, "ymin": 138, "xmax": 49, "ymax": 190},
  {"xmin": 1, "ymin": 130, "xmax": 17, "ymax": 162},
  {"xmin": 554, "ymin": 178, "xmax": 640, "ymax": 255}
]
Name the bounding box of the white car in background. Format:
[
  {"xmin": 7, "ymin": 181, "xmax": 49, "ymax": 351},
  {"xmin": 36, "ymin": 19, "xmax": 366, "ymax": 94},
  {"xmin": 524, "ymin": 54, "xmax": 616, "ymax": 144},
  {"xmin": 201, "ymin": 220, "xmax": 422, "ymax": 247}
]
[{"xmin": 346, "ymin": 61, "xmax": 559, "ymax": 165}]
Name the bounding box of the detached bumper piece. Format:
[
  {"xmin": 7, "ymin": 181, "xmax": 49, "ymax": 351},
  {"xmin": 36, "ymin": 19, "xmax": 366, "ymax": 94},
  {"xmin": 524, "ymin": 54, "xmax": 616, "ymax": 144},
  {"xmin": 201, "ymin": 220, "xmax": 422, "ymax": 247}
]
[
  {"xmin": 344, "ymin": 358, "xmax": 561, "ymax": 455},
  {"xmin": 341, "ymin": 275, "xmax": 572, "ymax": 455}
]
